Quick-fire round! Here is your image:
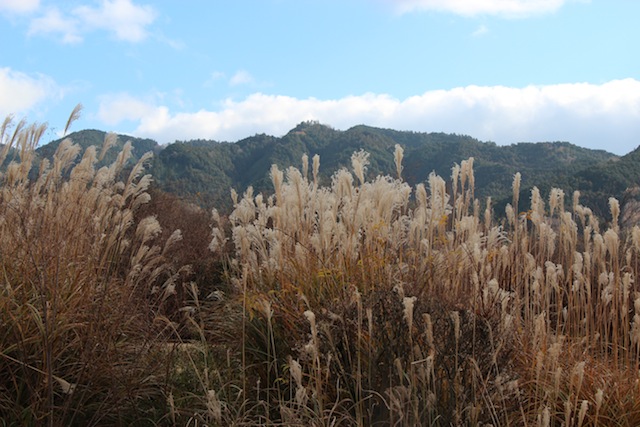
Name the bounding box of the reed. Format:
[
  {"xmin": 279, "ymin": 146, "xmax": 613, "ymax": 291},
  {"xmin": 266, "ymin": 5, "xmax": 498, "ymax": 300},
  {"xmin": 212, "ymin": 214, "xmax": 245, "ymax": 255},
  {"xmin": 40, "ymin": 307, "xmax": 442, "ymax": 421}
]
[
  {"xmin": 5, "ymin": 110, "xmax": 640, "ymax": 425},
  {"xmin": 0, "ymin": 111, "xmax": 180, "ymax": 425},
  {"xmin": 206, "ymin": 143, "xmax": 640, "ymax": 425}
]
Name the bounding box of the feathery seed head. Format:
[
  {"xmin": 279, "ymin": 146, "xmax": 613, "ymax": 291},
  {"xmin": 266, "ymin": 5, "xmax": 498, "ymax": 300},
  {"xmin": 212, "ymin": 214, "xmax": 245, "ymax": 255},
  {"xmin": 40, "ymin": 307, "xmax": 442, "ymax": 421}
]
[
  {"xmin": 603, "ymin": 229, "xmax": 619, "ymax": 258},
  {"xmin": 460, "ymin": 157, "xmax": 475, "ymax": 191},
  {"xmin": 333, "ymin": 168, "xmax": 353, "ymax": 200},
  {"xmin": 270, "ymin": 164, "xmax": 284, "ymax": 201},
  {"xmin": 531, "ymin": 187, "xmax": 543, "ymax": 218},
  {"xmin": 304, "ymin": 310, "xmax": 317, "ymax": 333},
  {"xmin": 505, "ymin": 203, "xmax": 515, "ymax": 226},
  {"xmin": 534, "ymin": 312, "xmax": 547, "ymax": 346},
  {"xmin": 209, "ymin": 226, "xmax": 225, "ymax": 253},
  {"xmin": 99, "ymin": 131, "xmax": 117, "ymax": 161},
  {"xmin": 394, "ymin": 144, "xmax": 404, "ymax": 179},
  {"xmin": 312, "ymin": 154, "xmax": 320, "ymax": 185},
  {"xmin": 595, "ymin": 389, "xmax": 604, "ymax": 412},
  {"xmin": 289, "ymin": 357, "xmax": 303, "ymax": 388},
  {"xmin": 302, "ymin": 153, "xmax": 309, "ymax": 180},
  {"xmin": 451, "ymin": 163, "xmax": 460, "ymax": 189},
  {"xmin": 512, "ymin": 172, "xmax": 521, "ymax": 206},
  {"xmin": 351, "ymin": 149, "xmax": 370, "ymax": 185},
  {"xmin": 549, "ymin": 188, "xmax": 564, "ymax": 216},
  {"xmin": 211, "ymin": 207, "xmax": 220, "ymax": 225},
  {"xmin": 136, "ymin": 216, "xmax": 162, "ymax": 243},
  {"xmin": 573, "ymin": 190, "xmax": 580, "ymax": 212},
  {"xmin": 609, "ymin": 197, "xmax": 620, "ymax": 229},
  {"xmin": 113, "ymin": 141, "xmax": 133, "ymax": 173},
  {"xmin": 416, "ymin": 183, "xmax": 427, "ymax": 209},
  {"xmin": 163, "ymin": 229, "xmax": 183, "ymax": 254},
  {"xmin": 402, "ymin": 296, "xmax": 417, "ymax": 332},
  {"xmin": 541, "ymin": 407, "xmax": 550, "ymax": 427}
]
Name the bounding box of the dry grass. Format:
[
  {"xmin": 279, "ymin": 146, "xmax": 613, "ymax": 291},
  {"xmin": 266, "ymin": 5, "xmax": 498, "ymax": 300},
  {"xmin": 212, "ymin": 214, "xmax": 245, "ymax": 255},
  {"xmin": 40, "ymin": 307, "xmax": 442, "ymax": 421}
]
[
  {"xmin": 4, "ymin": 112, "xmax": 640, "ymax": 426},
  {"xmin": 0, "ymin": 112, "xmax": 182, "ymax": 426},
  {"xmin": 200, "ymin": 145, "xmax": 640, "ymax": 425}
]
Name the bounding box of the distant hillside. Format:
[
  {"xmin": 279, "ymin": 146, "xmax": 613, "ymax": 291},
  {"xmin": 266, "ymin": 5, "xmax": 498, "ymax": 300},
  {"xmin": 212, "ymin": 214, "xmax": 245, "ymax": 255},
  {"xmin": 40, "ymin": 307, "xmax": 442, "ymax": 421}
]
[
  {"xmin": 557, "ymin": 146, "xmax": 640, "ymax": 217},
  {"xmin": 150, "ymin": 122, "xmax": 617, "ymax": 215},
  {"xmin": 39, "ymin": 122, "xmax": 638, "ymax": 219},
  {"xmin": 36, "ymin": 129, "xmax": 159, "ymax": 167}
]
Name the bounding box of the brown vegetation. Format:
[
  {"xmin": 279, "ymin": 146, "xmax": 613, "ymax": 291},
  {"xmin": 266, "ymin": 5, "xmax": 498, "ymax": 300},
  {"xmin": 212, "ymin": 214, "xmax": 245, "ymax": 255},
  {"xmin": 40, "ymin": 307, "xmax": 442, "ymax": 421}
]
[{"xmin": 3, "ymin": 113, "xmax": 640, "ymax": 425}]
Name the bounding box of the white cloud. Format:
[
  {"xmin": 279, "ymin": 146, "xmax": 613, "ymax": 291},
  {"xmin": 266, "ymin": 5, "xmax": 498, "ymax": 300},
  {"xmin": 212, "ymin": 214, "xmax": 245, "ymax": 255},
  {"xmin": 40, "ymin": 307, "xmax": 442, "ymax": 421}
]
[
  {"xmin": 97, "ymin": 79, "xmax": 640, "ymax": 154},
  {"xmin": 472, "ymin": 24, "xmax": 489, "ymax": 37},
  {"xmin": 0, "ymin": 67, "xmax": 62, "ymax": 117},
  {"xmin": 203, "ymin": 71, "xmax": 225, "ymax": 88},
  {"xmin": 28, "ymin": 7, "xmax": 82, "ymax": 43},
  {"xmin": 97, "ymin": 92, "xmax": 159, "ymax": 125},
  {"xmin": 389, "ymin": 0, "xmax": 571, "ymax": 18},
  {"xmin": 229, "ymin": 70, "xmax": 255, "ymax": 87},
  {"xmin": 26, "ymin": 0, "xmax": 156, "ymax": 43},
  {"xmin": 0, "ymin": 0, "xmax": 39, "ymax": 14},
  {"xmin": 74, "ymin": 0, "xmax": 156, "ymax": 42}
]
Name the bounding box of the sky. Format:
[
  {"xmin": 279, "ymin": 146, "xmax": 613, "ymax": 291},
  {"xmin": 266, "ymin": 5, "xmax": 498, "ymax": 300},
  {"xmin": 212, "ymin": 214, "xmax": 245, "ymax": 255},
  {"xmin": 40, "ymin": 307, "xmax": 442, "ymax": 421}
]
[{"xmin": 1, "ymin": 0, "xmax": 639, "ymax": 155}]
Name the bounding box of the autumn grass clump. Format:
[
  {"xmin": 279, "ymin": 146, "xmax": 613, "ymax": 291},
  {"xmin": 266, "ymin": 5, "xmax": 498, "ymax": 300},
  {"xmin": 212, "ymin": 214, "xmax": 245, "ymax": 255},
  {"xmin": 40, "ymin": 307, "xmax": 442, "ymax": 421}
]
[
  {"xmin": 0, "ymin": 112, "xmax": 182, "ymax": 426},
  {"xmin": 201, "ymin": 145, "xmax": 640, "ymax": 425}
]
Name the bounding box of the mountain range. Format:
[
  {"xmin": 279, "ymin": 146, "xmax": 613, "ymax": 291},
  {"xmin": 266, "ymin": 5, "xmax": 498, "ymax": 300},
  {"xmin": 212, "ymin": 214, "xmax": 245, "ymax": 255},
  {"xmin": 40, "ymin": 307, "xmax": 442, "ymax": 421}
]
[{"xmin": 33, "ymin": 122, "xmax": 640, "ymax": 220}]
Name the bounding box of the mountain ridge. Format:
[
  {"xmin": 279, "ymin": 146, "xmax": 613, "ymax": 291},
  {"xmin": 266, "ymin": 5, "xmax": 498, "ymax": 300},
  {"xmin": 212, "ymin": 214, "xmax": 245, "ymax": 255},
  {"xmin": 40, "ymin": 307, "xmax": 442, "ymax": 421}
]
[{"xmin": 37, "ymin": 123, "xmax": 637, "ymax": 218}]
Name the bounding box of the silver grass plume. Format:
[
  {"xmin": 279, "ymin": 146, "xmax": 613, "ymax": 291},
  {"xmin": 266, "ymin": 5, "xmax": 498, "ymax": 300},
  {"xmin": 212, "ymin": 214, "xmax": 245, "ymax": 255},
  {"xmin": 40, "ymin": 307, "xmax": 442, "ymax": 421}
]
[
  {"xmin": 312, "ymin": 154, "xmax": 320, "ymax": 186},
  {"xmin": 136, "ymin": 216, "xmax": 162, "ymax": 244},
  {"xmin": 302, "ymin": 153, "xmax": 309, "ymax": 181},
  {"xmin": 403, "ymin": 296, "xmax": 416, "ymax": 333},
  {"xmin": 99, "ymin": 132, "xmax": 118, "ymax": 161},
  {"xmin": 394, "ymin": 144, "xmax": 404, "ymax": 180},
  {"xmin": 63, "ymin": 103, "xmax": 83, "ymax": 136},
  {"xmin": 609, "ymin": 197, "xmax": 620, "ymax": 230},
  {"xmin": 270, "ymin": 164, "xmax": 284, "ymax": 204},
  {"xmin": 512, "ymin": 172, "xmax": 521, "ymax": 208},
  {"xmin": 351, "ymin": 149, "xmax": 370, "ymax": 185}
]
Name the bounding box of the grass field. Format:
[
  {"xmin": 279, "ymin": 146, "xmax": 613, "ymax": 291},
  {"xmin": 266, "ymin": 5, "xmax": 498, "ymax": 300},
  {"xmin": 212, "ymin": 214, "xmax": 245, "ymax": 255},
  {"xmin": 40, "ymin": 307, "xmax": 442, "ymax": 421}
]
[{"xmin": 2, "ymin": 113, "xmax": 640, "ymax": 426}]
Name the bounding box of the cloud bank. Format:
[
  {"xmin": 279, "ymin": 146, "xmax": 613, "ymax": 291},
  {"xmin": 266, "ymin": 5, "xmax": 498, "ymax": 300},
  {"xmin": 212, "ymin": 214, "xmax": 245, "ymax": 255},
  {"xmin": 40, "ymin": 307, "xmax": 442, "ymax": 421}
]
[{"xmin": 97, "ymin": 79, "xmax": 640, "ymax": 155}]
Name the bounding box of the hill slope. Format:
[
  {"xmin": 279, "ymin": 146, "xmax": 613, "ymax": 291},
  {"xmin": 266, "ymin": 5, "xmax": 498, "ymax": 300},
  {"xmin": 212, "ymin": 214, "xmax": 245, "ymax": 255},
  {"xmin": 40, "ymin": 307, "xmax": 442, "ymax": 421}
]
[
  {"xmin": 40, "ymin": 123, "xmax": 636, "ymax": 218},
  {"xmin": 37, "ymin": 129, "xmax": 159, "ymax": 165},
  {"xmin": 150, "ymin": 122, "xmax": 618, "ymax": 214}
]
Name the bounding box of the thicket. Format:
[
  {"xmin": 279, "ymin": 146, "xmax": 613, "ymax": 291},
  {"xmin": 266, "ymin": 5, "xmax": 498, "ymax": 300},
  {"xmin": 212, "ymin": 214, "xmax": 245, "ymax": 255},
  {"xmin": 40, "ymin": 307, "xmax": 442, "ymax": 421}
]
[{"xmin": 3, "ymin": 112, "xmax": 640, "ymax": 425}]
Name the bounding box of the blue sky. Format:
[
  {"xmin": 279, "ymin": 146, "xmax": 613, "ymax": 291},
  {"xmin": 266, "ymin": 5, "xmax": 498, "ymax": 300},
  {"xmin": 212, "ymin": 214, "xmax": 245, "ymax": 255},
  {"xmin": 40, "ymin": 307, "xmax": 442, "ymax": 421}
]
[{"xmin": 1, "ymin": 0, "xmax": 639, "ymax": 154}]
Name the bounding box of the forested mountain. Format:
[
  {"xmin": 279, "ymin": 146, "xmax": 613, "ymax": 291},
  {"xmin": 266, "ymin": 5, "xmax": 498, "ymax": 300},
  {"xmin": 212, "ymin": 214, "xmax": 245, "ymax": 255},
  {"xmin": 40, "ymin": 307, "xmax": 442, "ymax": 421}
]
[
  {"xmin": 38, "ymin": 122, "xmax": 639, "ymax": 219},
  {"xmin": 35, "ymin": 129, "xmax": 159, "ymax": 166}
]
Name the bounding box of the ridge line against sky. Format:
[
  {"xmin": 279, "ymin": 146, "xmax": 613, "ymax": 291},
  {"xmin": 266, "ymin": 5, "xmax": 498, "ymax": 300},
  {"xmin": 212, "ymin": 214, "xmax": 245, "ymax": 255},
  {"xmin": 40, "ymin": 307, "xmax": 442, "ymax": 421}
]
[{"xmin": 1, "ymin": 0, "xmax": 639, "ymax": 155}]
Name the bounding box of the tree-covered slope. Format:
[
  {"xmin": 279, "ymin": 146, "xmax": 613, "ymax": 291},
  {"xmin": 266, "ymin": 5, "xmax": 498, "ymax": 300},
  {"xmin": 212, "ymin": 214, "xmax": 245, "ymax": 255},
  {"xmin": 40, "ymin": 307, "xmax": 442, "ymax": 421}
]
[
  {"xmin": 41, "ymin": 122, "xmax": 637, "ymax": 218},
  {"xmin": 152, "ymin": 122, "xmax": 618, "ymax": 214},
  {"xmin": 37, "ymin": 129, "xmax": 159, "ymax": 167}
]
